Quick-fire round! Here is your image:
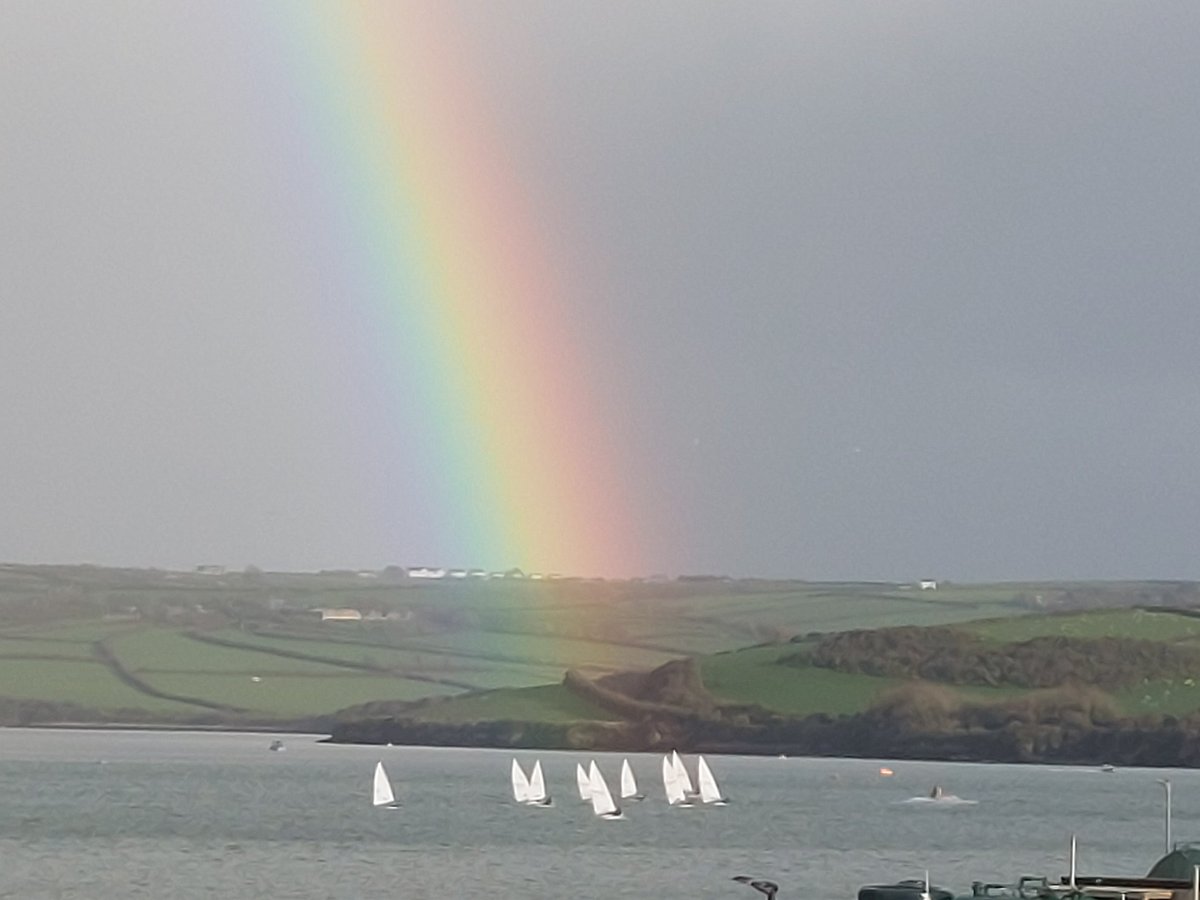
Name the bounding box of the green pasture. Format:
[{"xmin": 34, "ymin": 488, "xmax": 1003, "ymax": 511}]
[
  {"xmin": 211, "ymin": 629, "xmax": 565, "ymax": 689},
  {"xmin": 700, "ymin": 645, "xmax": 905, "ymax": 716},
  {"xmin": 399, "ymin": 683, "xmax": 617, "ymax": 725},
  {"xmin": 669, "ymin": 589, "xmax": 1029, "ymax": 641},
  {"xmin": 436, "ymin": 667, "xmax": 565, "ymax": 691},
  {"xmin": 4, "ymin": 619, "xmax": 142, "ymax": 643},
  {"xmin": 1, "ymin": 566, "xmax": 1196, "ymax": 725},
  {"xmin": 967, "ymin": 608, "xmax": 1200, "ymax": 643},
  {"xmin": 1114, "ymin": 677, "xmax": 1200, "ymax": 717},
  {"xmin": 700, "ymin": 643, "xmax": 1036, "ymax": 717},
  {"xmin": 398, "ymin": 630, "xmax": 675, "ymax": 673},
  {"xmin": 143, "ymin": 672, "xmax": 460, "ymax": 717},
  {"xmin": 107, "ymin": 629, "xmax": 354, "ymax": 676},
  {"xmin": 208, "ymin": 629, "xmax": 426, "ymax": 670},
  {"xmin": 0, "ymin": 637, "xmax": 97, "ymax": 659},
  {"xmin": 0, "ymin": 658, "xmax": 191, "ymax": 713}
]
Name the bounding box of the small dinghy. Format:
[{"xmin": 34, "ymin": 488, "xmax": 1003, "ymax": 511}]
[
  {"xmin": 696, "ymin": 755, "xmax": 728, "ymax": 805},
  {"xmin": 662, "ymin": 754, "xmax": 692, "ymax": 808},
  {"xmin": 588, "ymin": 760, "xmax": 623, "ymax": 820},
  {"xmin": 619, "ymin": 758, "xmax": 644, "ymax": 802},
  {"xmin": 372, "ymin": 761, "xmax": 398, "ymax": 808}
]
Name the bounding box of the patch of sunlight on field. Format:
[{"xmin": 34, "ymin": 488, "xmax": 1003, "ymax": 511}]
[
  {"xmin": 0, "ymin": 659, "xmax": 190, "ymax": 713},
  {"xmin": 969, "ymin": 609, "xmax": 1200, "ymax": 643},
  {"xmin": 144, "ymin": 672, "xmax": 461, "ymax": 717},
  {"xmin": 700, "ymin": 647, "xmax": 902, "ymax": 716}
]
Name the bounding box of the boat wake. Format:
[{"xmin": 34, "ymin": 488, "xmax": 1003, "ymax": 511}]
[
  {"xmin": 897, "ymin": 794, "xmax": 977, "ymax": 806},
  {"xmin": 897, "ymin": 784, "xmax": 976, "ymax": 806}
]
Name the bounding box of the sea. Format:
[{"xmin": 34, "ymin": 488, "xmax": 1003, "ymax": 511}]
[{"xmin": 0, "ymin": 728, "xmax": 1193, "ymax": 899}]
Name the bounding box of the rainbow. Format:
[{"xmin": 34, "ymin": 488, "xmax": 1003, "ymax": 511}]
[{"xmin": 267, "ymin": 4, "xmax": 642, "ymax": 577}]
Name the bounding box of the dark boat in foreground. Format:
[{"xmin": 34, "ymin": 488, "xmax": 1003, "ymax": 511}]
[{"xmin": 860, "ymin": 841, "xmax": 1200, "ymax": 900}]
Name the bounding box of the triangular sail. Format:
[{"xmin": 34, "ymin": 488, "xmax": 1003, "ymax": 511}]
[
  {"xmin": 662, "ymin": 754, "xmax": 688, "ymax": 806},
  {"xmin": 528, "ymin": 760, "xmax": 549, "ymax": 803},
  {"xmin": 373, "ymin": 761, "xmax": 396, "ymax": 807},
  {"xmin": 576, "ymin": 762, "xmax": 593, "ymax": 801},
  {"xmin": 696, "ymin": 755, "xmax": 726, "ymax": 804},
  {"xmin": 511, "ymin": 758, "xmax": 531, "ymax": 803},
  {"xmin": 588, "ymin": 760, "xmax": 620, "ymax": 817},
  {"xmin": 671, "ymin": 750, "xmax": 696, "ymax": 795},
  {"xmin": 620, "ymin": 758, "xmax": 639, "ymax": 799}
]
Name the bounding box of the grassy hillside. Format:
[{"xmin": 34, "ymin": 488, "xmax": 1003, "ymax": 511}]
[
  {"xmin": 368, "ymin": 607, "xmax": 1200, "ymax": 728},
  {"xmin": 0, "ymin": 563, "xmax": 1195, "ymax": 723},
  {"xmin": 711, "ymin": 607, "xmax": 1200, "ymax": 719}
]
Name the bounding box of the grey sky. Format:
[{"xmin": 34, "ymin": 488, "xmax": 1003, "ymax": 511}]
[{"xmin": 3, "ymin": 2, "xmax": 1198, "ymax": 580}]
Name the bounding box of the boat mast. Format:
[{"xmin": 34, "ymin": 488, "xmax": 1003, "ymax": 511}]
[{"xmin": 1158, "ymin": 778, "xmax": 1173, "ymax": 854}]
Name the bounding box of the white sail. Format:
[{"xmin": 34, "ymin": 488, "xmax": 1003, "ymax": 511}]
[
  {"xmin": 588, "ymin": 760, "xmax": 621, "ymax": 818},
  {"xmin": 373, "ymin": 761, "xmax": 396, "ymax": 807},
  {"xmin": 511, "ymin": 758, "xmax": 531, "ymax": 803},
  {"xmin": 620, "ymin": 758, "xmax": 640, "ymax": 799},
  {"xmin": 528, "ymin": 759, "xmax": 550, "ymax": 804},
  {"xmin": 671, "ymin": 750, "xmax": 696, "ymax": 796},
  {"xmin": 696, "ymin": 755, "xmax": 727, "ymax": 804},
  {"xmin": 576, "ymin": 762, "xmax": 593, "ymax": 801},
  {"xmin": 662, "ymin": 754, "xmax": 689, "ymax": 806}
]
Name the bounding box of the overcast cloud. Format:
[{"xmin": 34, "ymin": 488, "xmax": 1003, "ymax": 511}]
[{"xmin": 2, "ymin": 2, "xmax": 1198, "ymax": 580}]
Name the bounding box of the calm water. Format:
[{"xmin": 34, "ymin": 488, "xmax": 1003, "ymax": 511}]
[{"xmin": 0, "ymin": 729, "xmax": 1194, "ymax": 899}]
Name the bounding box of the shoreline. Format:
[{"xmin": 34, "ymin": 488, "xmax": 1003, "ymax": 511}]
[
  {"xmin": 5, "ymin": 718, "xmax": 1194, "ymax": 772},
  {"xmin": 5, "ymin": 720, "xmax": 327, "ymax": 736}
]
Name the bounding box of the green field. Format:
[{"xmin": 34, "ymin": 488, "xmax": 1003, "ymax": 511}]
[
  {"xmin": 109, "ymin": 629, "xmax": 354, "ymax": 675},
  {"xmin": 693, "ymin": 608, "xmax": 1200, "ymax": 721},
  {"xmin": 146, "ymin": 672, "xmax": 460, "ymax": 717},
  {"xmin": 0, "ymin": 564, "xmax": 1195, "ymax": 723},
  {"xmin": 0, "ymin": 658, "xmax": 192, "ymax": 713},
  {"xmin": 967, "ymin": 607, "xmax": 1200, "ymax": 643},
  {"xmin": 390, "ymin": 684, "xmax": 617, "ymax": 725},
  {"xmin": 0, "ymin": 636, "xmax": 96, "ymax": 658},
  {"xmin": 701, "ymin": 645, "xmax": 905, "ymax": 715}
]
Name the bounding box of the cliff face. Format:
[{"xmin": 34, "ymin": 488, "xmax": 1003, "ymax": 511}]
[
  {"xmin": 326, "ymin": 708, "xmax": 1200, "ymax": 768},
  {"xmin": 563, "ymin": 657, "xmax": 718, "ymax": 721}
]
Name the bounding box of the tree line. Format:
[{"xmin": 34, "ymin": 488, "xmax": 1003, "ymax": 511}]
[{"xmin": 792, "ymin": 625, "xmax": 1200, "ymax": 690}]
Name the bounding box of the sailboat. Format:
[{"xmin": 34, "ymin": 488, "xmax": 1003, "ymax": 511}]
[
  {"xmin": 588, "ymin": 760, "xmax": 623, "ymax": 819},
  {"xmin": 511, "ymin": 758, "xmax": 531, "ymax": 804},
  {"xmin": 671, "ymin": 750, "xmax": 697, "ymax": 797},
  {"xmin": 576, "ymin": 761, "xmax": 593, "ymax": 802},
  {"xmin": 662, "ymin": 754, "xmax": 693, "ymax": 807},
  {"xmin": 696, "ymin": 755, "xmax": 728, "ymax": 805},
  {"xmin": 372, "ymin": 761, "xmax": 398, "ymax": 808},
  {"xmin": 526, "ymin": 759, "xmax": 553, "ymax": 807},
  {"xmin": 620, "ymin": 758, "xmax": 645, "ymax": 801}
]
